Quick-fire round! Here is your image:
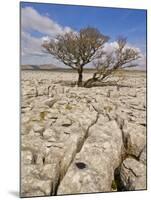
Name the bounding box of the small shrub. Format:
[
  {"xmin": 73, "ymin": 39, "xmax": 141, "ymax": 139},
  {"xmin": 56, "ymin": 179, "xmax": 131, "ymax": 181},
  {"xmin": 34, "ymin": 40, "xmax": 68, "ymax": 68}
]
[
  {"xmin": 104, "ymin": 106, "xmax": 112, "ymax": 113},
  {"xmin": 40, "ymin": 111, "xmax": 47, "ymax": 121},
  {"xmin": 65, "ymin": 104, "xmax": 72, "ymax": 110}
]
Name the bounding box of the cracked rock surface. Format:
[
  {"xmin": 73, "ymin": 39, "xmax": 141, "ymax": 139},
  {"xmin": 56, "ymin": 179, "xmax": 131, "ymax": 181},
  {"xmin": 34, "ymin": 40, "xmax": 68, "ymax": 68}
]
[
  {"xmin": 120, "ymin": 157, "xmax": 146, "ymax": 190},
  {"xmin": 21, "ymin": 70, "xmax": 146, "ymax": 197}
]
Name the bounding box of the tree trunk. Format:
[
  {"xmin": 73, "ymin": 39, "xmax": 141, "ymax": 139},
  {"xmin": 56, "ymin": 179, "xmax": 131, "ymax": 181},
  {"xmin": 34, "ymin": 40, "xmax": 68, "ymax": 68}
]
[{"xmin": 77, "ymin": 68, "xmax": 83, "ymax": 87}]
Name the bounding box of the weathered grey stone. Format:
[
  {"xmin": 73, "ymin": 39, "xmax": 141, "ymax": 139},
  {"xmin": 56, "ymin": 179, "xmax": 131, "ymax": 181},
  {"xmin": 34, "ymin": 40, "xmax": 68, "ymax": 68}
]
[
  {"xmin": 123, "ymin": 122, "xmax": 146, "ymax": 157},
  {"xmin": 21, "ymin": 150, "xmax": 33, "ymax": 165},
  {"xmin": 33, "ymin": 123, "xmax": 44, "ymax": 134},
  {"xmin": 22, "ymin": 86, "xmax": 37, "ymax": 97},
  {"xmin": 139, "ymin": 146, "xmax": 147, "ymax": 165},
  {"xmin": 37, "ymin": 86, "xmax": 49, "ymax": 96},
  {"xmin": 21, "ymin": 176, "xmax": 52, "ymax": 196},
  {"xmin": 57, "ymin": 120, "xmax": 124, "ymax": 194},
  {"xmin": 120, "ymin": 157, "xmax": 146, "ymax": 190},
  {"xmin": 55, "ymin": 117, "xmax": 72, "ymax": 127},
  {"xmin": 60, "ymin": 130, "xmax": 85, "ymax": 180},
  {"xmin": 43, "ymin": 98, "xmax": 58, "ymax": 108},
  {"xmin": 21, "ymin": 135, "xmax": 47, "ymax": 155},
  {"xmin": 43, "ymin": 128, "xmax": 56, "ymax": 140}
]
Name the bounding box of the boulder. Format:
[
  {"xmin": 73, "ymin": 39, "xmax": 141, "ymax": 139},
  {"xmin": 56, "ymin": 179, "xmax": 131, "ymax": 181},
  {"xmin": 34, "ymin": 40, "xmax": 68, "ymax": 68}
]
[
  {"xmin": 57, "ymin": 120, "xmax": 124, "ymax": 194},
  {"xmin": 120, "ymin": 157, "xmax": 146, "ymax": 190},
  {"xmin": 123, "ymin": 121, "xmax": 146, "ymax": 157}
]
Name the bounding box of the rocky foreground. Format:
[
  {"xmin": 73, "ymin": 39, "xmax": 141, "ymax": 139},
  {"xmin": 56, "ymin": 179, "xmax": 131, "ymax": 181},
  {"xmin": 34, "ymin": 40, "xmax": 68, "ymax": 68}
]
[{"xmin": 21, "ymin": 70, "xmax": 146, "ymax": 197}]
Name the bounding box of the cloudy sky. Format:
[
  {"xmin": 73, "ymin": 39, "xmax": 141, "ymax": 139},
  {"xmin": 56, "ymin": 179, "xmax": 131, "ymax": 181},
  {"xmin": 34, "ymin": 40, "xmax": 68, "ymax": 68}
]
[{"xmin": 21, "ymin": 2, "xmax": 147, "ymax": 69}]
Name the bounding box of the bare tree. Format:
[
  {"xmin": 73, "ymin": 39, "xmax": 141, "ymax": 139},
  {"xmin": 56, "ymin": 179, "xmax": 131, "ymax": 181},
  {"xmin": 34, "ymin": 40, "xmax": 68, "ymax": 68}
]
[
  {"xmin": 42, "ymin": 27, "xmax": 109, "ymax": 86},
  {"xmin": 84, "ymin": 37, "xmax": 140, "ymax": 87}
]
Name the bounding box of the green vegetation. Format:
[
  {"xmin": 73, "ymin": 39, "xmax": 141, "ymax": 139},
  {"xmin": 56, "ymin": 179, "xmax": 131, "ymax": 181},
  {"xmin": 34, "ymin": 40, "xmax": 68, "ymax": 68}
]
[
  {"xmin": 104, "ymin": 106, "xmax": 113, "ymax": 113},
  {"xmin": 111, "ymin": 180, "xmax": 117, "ymax": 190},
  {"xmin": 65, "ymin": 104, "xmax": 72, "ymax": 110},
  {"xmin": 40, "ymin": 111, "xmax": 47, "ymax": 121}
]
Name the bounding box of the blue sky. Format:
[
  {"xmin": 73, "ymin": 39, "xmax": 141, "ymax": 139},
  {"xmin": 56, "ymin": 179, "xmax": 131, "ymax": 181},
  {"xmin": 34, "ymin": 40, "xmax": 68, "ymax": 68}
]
[{"xmin": 21, "ymin": 2, "xmax": 146, "ymax": 67}]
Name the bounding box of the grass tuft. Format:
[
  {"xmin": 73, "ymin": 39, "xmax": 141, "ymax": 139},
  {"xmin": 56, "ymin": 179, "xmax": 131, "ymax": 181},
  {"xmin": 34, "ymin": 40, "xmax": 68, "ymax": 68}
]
[
  {"xmin": 40, "ymin": 111, "xmax": 47, "ymax": 121},
  {"xmin": 111, "ymin": 180, "xmax": 117, "ymax": 190}
]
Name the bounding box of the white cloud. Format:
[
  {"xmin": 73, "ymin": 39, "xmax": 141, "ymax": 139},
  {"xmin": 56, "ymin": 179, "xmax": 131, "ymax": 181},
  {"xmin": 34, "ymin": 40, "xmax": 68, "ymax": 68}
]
[
  {"xmin": 41, "ymin": 36, "xmax": 50, "ymax": 42},
  {"xmin": 103, "ymin": 41, "xmax": 146, "ymax": 69},
  {"xmin": 21, "ymin": 7, "xmax": 72, "ymax": 36},
  {"xmin": 103, "ymin": 41, "xmax": 141, "ymax": 54},
  {"xmin": 21, "ymin": 7, "xmax": 71, "ymax": 37},
  {"xmin": 136, "ymin": 54, "xmax": 146, "ymax": 70},
  {"xmin": 21, "ymin": 31, "xmax": 66, "ymax": 66},
  {"xmin": 21, "ymin": 6, "xmax": 73, "ymax": 66},
  {"xmin": 21, "ymin": 31, "xmax": 42, "ymax": 55}
]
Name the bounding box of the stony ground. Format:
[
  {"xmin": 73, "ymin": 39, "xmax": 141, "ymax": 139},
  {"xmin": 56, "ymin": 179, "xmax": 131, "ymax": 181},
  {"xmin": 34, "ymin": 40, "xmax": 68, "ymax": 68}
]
[{"xmin": 21, "ymin": 70, "xmax": 146, "ymax": 197}]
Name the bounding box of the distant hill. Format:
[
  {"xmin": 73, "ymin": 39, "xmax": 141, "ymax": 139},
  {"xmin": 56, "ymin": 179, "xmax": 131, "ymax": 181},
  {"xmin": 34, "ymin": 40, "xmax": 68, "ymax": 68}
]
[
  {"xmin": 21, "ymin": 64, "xmax": 96, "ymax": 72},
  {"xmin": 21, "ymin": 64, "xmax": 146, "ymax": 73},
  {"xmin": 21, "ymin": 64, "xmax": 61, "ymax": 70}
]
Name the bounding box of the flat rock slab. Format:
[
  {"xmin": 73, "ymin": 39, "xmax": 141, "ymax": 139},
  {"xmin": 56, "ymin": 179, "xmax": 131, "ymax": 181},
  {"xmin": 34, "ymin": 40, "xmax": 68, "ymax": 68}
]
[{"xmin": 57, "ymin": 120, "xmax": 124, "ymax": 194}]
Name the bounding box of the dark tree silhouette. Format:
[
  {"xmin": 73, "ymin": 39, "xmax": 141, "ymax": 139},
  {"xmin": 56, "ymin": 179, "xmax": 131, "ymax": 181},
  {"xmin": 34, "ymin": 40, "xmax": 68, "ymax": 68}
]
[
  {"xmin": 84, "ymin": 37, "xmax": 140, "ymax": 87},
  {"xmin": 42, "ymin": 27, "xmax": 109, "ymax": 86}
]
